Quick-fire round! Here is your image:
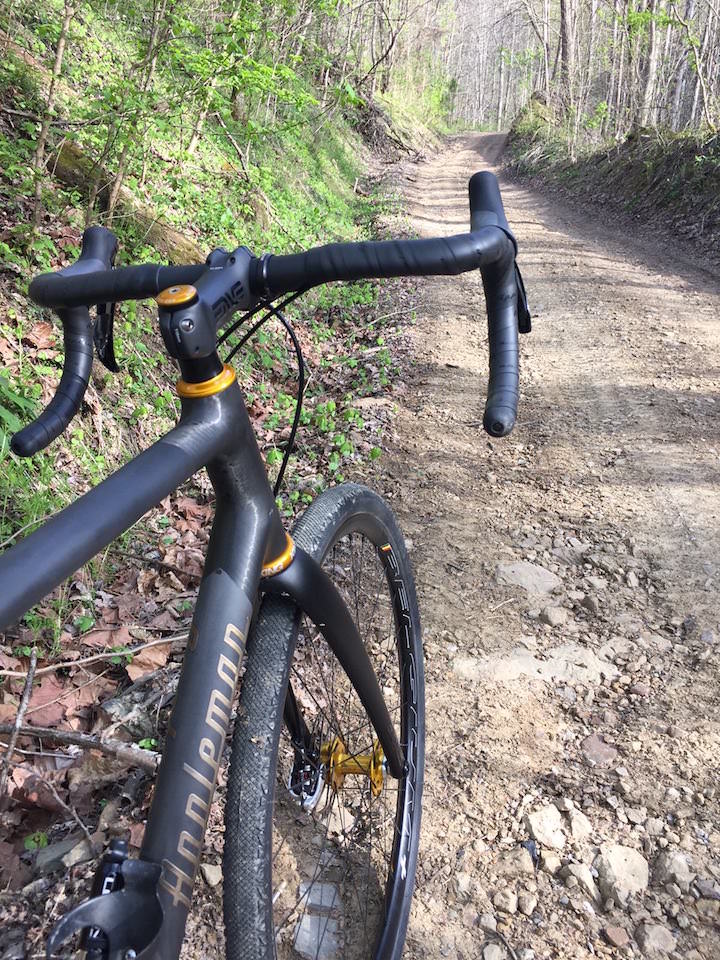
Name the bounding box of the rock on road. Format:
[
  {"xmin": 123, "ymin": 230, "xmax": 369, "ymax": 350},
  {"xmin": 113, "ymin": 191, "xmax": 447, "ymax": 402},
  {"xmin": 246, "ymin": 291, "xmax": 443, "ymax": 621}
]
[{"xmin": 379, "ymin": 133, "xmax": 720, "ymax": 960}]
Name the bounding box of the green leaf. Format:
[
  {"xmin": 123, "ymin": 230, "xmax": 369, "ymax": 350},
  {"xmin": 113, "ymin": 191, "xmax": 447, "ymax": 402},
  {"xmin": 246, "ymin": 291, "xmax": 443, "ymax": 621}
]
[{"xmin": 24, "ymin": 831, "xmax": 49, "ymax": 851}]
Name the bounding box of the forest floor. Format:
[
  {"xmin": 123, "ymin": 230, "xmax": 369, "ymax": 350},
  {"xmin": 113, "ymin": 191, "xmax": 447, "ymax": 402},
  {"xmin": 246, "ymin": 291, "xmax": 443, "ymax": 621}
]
[{"xmin": 372, "ymin": 132, "xmax": 720, "ymax": 959}]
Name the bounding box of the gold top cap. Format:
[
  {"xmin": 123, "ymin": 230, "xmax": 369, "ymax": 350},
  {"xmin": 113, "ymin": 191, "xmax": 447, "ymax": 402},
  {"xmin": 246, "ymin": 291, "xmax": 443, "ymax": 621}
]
[{"xmin": 156, "ymin": 284, "xmax": 197, "ymax": 308}]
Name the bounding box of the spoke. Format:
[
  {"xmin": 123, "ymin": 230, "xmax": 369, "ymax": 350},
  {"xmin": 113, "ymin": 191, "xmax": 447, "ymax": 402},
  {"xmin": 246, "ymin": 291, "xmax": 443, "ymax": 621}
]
[{"xmin": 289, "ymin": 660, "xmax": 344, "ymax": 744}]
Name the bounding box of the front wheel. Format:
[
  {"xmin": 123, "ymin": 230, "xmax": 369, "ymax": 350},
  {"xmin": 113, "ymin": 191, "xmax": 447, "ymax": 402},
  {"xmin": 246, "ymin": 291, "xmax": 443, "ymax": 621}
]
[{"xmin": 224, "ymin": 484, "xmax": 424, "ymax": 960}]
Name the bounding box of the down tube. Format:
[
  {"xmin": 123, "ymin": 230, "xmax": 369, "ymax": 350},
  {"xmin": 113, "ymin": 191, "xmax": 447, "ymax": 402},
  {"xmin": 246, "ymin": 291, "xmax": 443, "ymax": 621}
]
[{"xmin": 137, "ymin": 563, "xmax": 255, "ymax": 960}]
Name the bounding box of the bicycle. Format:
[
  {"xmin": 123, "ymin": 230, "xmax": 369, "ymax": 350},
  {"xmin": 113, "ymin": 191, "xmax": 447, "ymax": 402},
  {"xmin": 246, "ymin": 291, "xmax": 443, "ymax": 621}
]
[{"xmin": 0, "ymin": 170, "xmax": 529, "ymax": 960}]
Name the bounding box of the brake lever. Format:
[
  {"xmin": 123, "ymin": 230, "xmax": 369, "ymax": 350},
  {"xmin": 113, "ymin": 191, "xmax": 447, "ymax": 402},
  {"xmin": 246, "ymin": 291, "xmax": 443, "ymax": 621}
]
[
  {"xmin": 515, "ymin": 263, "xmax": 531, "ymax": 334},
  {"xmin": 94, "ymin": 301, "xmax": 119, "ymax": 372}
]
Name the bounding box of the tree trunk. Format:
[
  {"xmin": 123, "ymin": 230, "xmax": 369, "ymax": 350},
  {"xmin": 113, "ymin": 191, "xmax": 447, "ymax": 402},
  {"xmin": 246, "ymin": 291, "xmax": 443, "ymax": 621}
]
[
  {"xmin": 605, "ymin": 0, "xmax": 622, "ymax": 135},
  {"xmin": 542, "ymin": 0, "xmax": 551, "ymax": 98},
  {"xmin": 639, "ymin": 0, "xmax": 661, "ymax": 126},
  {"xmin": 497, "ymin": 51, "xmax": 506, "ymax": 128},
  {"xmin": 187, "ymin": 75, "xmax": 218, "ymax": 155},
  {"xmin": 559, "ymin": 0, "xmax": 575, "ymax": 110},
  {"xmin": 689, "ymin": 6, "xmax": 715, "ymax": 127},
  {"xmin": 32, "ymin": 0, "xmax": 74, "ymax": 229},
  {"xmin": 614, "ymin": 0, "xmax": 628, "ymax": 136}
]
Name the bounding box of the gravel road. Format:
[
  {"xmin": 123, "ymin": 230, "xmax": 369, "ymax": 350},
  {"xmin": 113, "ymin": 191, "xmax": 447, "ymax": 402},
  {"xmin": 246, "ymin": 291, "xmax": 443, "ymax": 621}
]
[{"xmin": 378, "ymin": 133, "xmax": 720, "ymax": 960}]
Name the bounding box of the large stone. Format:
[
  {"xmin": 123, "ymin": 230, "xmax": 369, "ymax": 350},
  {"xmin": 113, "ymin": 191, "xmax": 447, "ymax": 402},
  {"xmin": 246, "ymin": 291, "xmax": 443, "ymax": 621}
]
[
  {"xmin": 453, "ymin": 642, "xmax": 617, "ymax": 685},
  {"xmin": 540, "ymin": 851, "xmax": 562, "ymax": 875},
  {"xmin": 493, "ymin": 889, "xmax": 518, "ymax": 914},
  {"xmin": 540, "ymin": 606, "xmax": 567, "ymax": 627},
  {"xmin": 496, "ymin": 561, "xmax": 562, "ymax": 595},
  {"xmin": 524, "ymin": 805, "xmax": 566, "ymax": 849},
  {"xmin": 496, "ymin": 847, "xmax": 534, "ymax": 877},
  {"xmin": 299, "ymin": 881, "xmax": 340, "ymax": 914},
  {"xmin": 200, "ymin": 862, "xmax": 222, "ymax": 888},
  {"xmin": 567, "ymin": 809, "xmax": 593, "ymax": 842},
  {"xmin": 483, "ymin": 945, "xmax": 505, "ymax": 960},
  {"xmin": 695, "ymin": 878, "xmax": 720, "ymax": 901},
  {"xmin": 634, "ymin": 923, "xmax": 675, "ymax": 956},
  {"xmin": 34, "ymin": 838, "xmax": 80, "ymax": 874},
  {"xmin": 653, "ymin": 851, "xmax": 694, "ymax": 892},
  {"xmin": 604, "ymin": 925, "xmax": 630, "ymax": 948},
  {"xmin": 645, "ymin": 817, "xmax": 665, "ymax": 837},
  {"xmin": 560, "ymin": 863, "xmax": 602, "ymax": 904},
  {"xmin": 452, "ymin": 871, "xmax": 474, "ymax": 902},
  {"xmin": 62, "ymin": 839, "xmax": 94, "ymax": 869},
  {"xmin": 582, "ymin": 594, "xmax": 601, "ymax": 616},
  {"xmin": 581, "ymin": 733, "xmax": 618, "ymax": 767},
  {"xmin": 595, "ymin": 844, "xmax": 649, "ymax": 905},
  {"xmin": 294, "ymin": 915, "xmax": 341, "ymax": 960},
  {"xmin": 518, "ymin": 892, "xmax": 537, "ymax": 916},
  {"xmin": 696, "ymin": 899, "xmax": 720, "ymax": 920}
]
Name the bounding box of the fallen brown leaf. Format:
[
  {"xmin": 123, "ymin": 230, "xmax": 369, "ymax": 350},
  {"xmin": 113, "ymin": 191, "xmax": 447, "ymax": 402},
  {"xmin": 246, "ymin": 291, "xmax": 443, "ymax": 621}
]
[
  {"xmin": 26, "ymin": 675, "xmax": 67, "ymax": 727},
  {"xmin": 0, "ymin": 651, "xmax": 22, "ymax": 671},
  {"xmin": 126, "ymin": 641, "xmax": 172, "ymax": 682},
  {"xmin": 82, "ymin": 624, "xmax": 133, "ymax": 650},
  {"xmin": 0, "ymin": 700, "xmax": 19, "ymax": 722},
  {"xmin": 10, "ymin": 766, "xmax": 65, "ymax": 812},
  {"xmin": 23, "ymin": 321, "xmax": 55, "ymax": 350},
  {"xmin": 128, "ymin": 821, "xmax": 145, "ymax": 848}
]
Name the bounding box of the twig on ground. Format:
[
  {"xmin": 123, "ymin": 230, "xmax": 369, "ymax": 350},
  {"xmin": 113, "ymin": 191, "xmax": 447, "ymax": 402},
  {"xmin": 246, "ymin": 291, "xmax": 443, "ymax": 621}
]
[
  {"xmin": 372, "ymin": 308, "xmax": 415, "ymax": 324},
  {"xmin": 42, "ymin": 777, "xmax": 94, "ymax": 845},
  {"xmin": 0, "ymin": 648, "xmax": 37, "ymax": 801},
  {"xmin": 0, "ymin": 724, "xmax": 160, "ymax": 774},
  {"xmin": 112, "ymin": 547, "xmax": 201, "ymax": 582},
  {"xmin": 0, "ymin": 634, "xmax": 188, "ymax": 679},
  {"xmin": 489, "ymin": 597, "xmax": 517, "ymax": 613},
  {"xmin": 492, "ymin": 929, "xmax": 519, "ymax": 960},
  {"xmin": 0, "ymin": 740, "xmax": 70, "ymax": 760}
]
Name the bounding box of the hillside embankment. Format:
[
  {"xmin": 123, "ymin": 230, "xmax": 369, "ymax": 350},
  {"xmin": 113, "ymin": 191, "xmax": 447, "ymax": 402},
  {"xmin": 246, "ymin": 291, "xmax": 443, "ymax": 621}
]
[{"xmin": 506, "ymin": 99, "xmax": 720, "ymax": 268}]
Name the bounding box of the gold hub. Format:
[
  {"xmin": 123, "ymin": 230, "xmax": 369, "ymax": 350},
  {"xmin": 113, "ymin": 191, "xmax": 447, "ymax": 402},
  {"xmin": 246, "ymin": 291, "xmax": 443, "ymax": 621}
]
[{"xmin": 320, "ymin": 737, "xmax": 385, "ymax": 797}]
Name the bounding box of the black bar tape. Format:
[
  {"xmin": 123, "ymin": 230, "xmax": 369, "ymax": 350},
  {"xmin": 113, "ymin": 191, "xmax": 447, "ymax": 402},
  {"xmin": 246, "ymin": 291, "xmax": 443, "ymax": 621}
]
[
  {"xmin": 257, "ymin": 230, "xmax": 509, "ymax": 299},
  {"xmin": 11, "ymin": 307, "xmax": 94, "ymax": 456},
  {"xmin": 468, "ymin": 172, "xmax": 517, "ymax": 254},
  {"xmin": 76, "ymin": 225, "xmax": 118, "ymax": 270},
  {"xmin": 29, "ymin": 263, "xmax": 206, "ymax": 310},
  {"xmin": 481, "ymin": 262, "xmax": 519, "ymax": 437}
]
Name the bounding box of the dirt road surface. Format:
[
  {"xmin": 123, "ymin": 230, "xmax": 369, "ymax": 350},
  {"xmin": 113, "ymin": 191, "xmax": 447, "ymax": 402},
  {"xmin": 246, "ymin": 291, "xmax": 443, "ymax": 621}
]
[{"xmin": 379, "ymin": 133, "xmax": 720, "ymax": 959}]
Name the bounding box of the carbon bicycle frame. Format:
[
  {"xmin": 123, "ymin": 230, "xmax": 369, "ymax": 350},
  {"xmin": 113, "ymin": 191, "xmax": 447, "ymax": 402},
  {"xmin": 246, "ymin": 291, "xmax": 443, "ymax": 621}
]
[{"xmin": 0, "ymin": 380, "xmax": 405, "ymax": 959}]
